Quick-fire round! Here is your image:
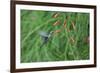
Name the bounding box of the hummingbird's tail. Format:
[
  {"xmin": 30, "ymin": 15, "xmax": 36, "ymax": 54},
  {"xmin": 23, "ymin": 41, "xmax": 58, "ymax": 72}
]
[
  {"xmin": 40, "ymin": 42, "xmax": 46, "ymax": 48},
  {"xmin": 40, "ymin": 44, "xmax": 43, "ymax": 48}
]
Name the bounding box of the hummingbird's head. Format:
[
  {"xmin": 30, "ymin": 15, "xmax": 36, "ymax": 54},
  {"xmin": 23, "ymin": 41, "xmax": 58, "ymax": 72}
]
[{"xmin": 48, "ymin": 31, "xmax": 54, "ymax": 38}]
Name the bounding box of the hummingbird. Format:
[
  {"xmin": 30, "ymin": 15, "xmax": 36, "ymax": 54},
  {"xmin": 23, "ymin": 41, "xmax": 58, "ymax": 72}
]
[{"xmin": 39, "ymin": 31, "xmax": 54, "ymax": 48}]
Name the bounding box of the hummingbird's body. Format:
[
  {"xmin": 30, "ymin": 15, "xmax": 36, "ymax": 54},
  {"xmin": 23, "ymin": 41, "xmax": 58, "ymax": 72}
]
[{"xmin": 39, "ymin": 31, "xmax": 53, "ymax": 48}]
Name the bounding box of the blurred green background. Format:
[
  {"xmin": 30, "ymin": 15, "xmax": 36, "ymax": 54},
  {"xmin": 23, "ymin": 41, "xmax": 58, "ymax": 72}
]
[{"xmin": 21, "ymin": 9, "xmax": 90, "ymax": 63}]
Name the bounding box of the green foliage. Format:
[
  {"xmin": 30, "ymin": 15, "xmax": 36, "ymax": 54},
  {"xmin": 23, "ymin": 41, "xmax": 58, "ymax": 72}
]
[{"xmin": 21, "ymin": 10, "xmax": 90, "ymax": 63}]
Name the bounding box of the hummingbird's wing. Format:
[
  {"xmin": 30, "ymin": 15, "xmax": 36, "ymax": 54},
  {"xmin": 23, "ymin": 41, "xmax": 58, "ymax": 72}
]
[{"xmin": 39, "ymin": 31, "xmax": 49, "ymax": 37}]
